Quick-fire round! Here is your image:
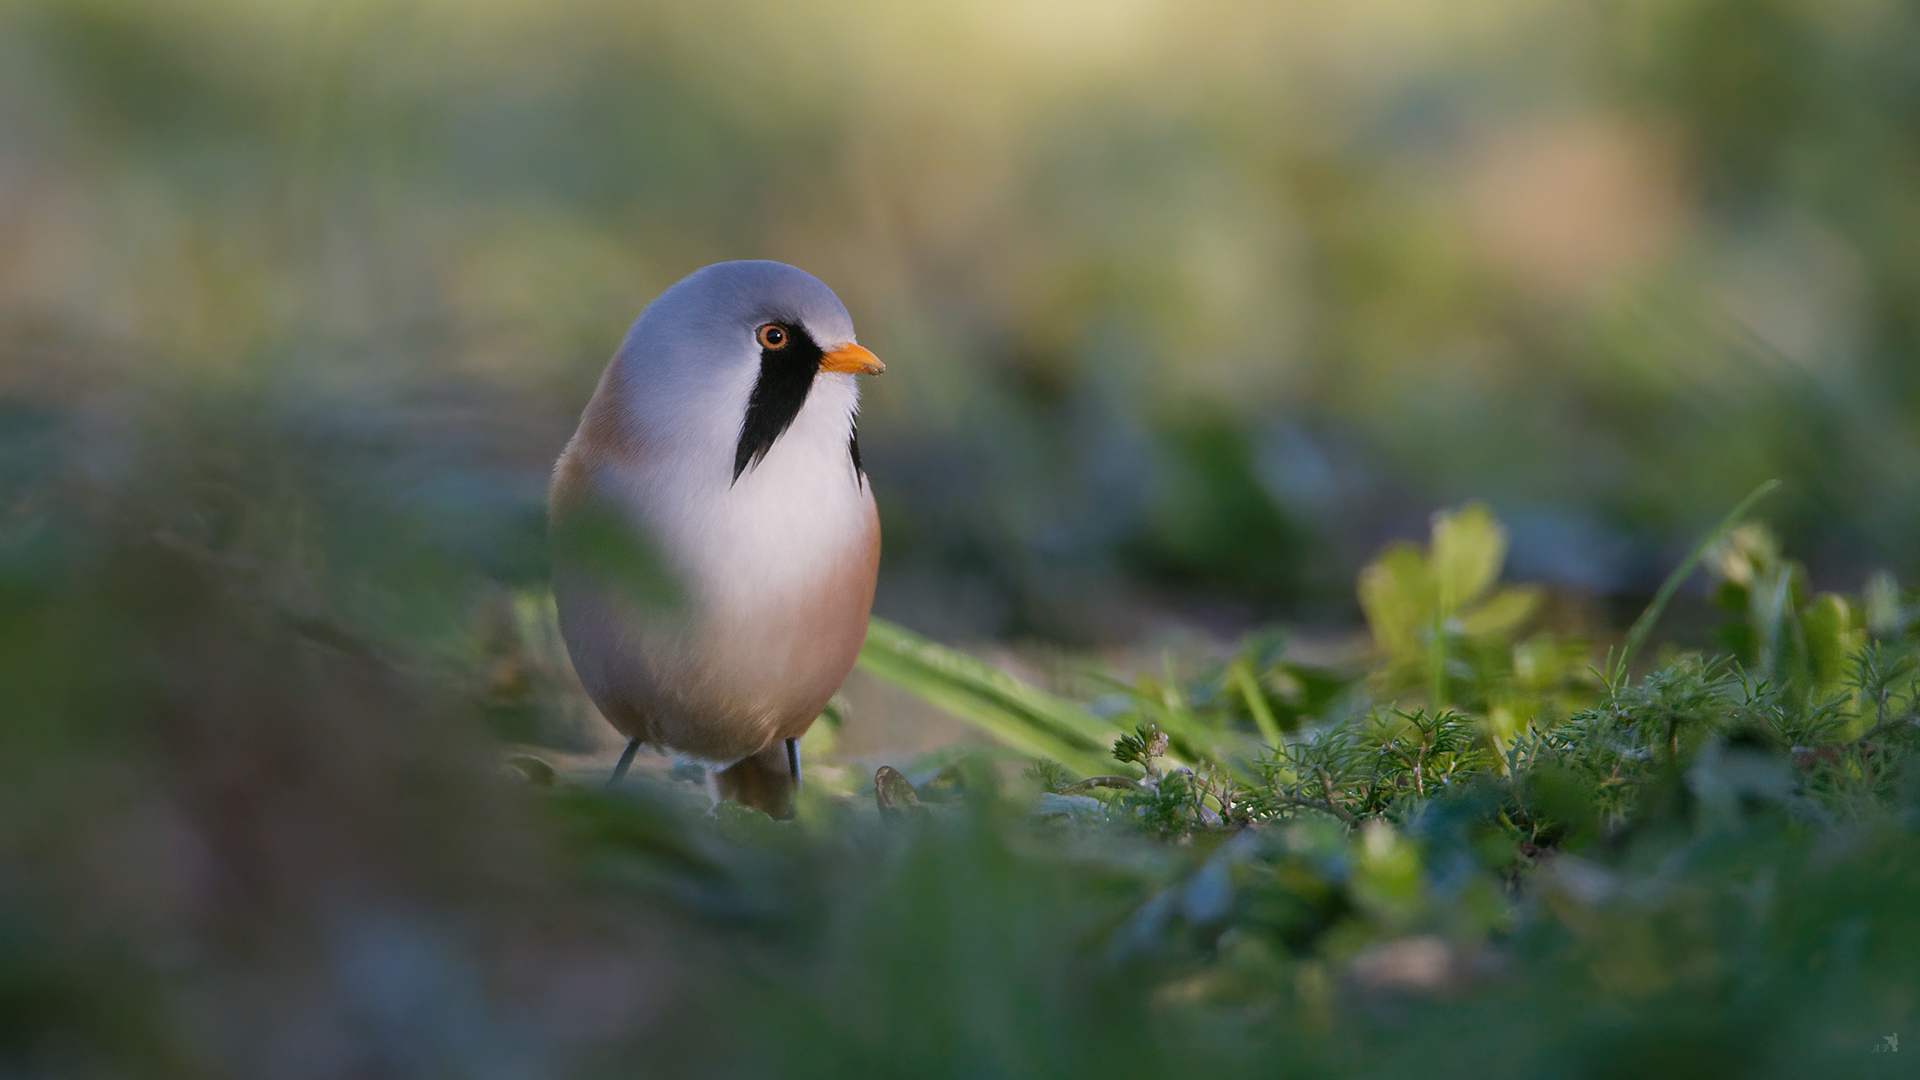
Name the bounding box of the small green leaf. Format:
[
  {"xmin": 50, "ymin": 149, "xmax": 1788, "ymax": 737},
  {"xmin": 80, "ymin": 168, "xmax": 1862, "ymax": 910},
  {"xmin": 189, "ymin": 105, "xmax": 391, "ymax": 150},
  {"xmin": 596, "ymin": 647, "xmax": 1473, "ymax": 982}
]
[
  {"xmin": 1359, "ymin": 542, "xmax": 1434, "ymax": 662},
  {"xmin": 1865, "ymin": 570, "xmax": 1902, "ymax": 637},
  {"xmin": 1456, "ymin": 585, "xmax": 1542, "ymax": 639},
  {"xmin": 1803, "ymin": 593, "xmax": 1862, "ymax": 692},
  {"xmin": 1429, "ymin": 503, "xmax": 1505, "ymax": 616}
]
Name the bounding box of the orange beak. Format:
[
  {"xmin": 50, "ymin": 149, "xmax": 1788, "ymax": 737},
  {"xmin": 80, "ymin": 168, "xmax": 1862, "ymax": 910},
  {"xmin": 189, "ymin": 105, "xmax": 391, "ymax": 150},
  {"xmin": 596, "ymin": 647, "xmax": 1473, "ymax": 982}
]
[{"xmin": 820, "ymin": 342, "xmax": 885, "ymax": 375}]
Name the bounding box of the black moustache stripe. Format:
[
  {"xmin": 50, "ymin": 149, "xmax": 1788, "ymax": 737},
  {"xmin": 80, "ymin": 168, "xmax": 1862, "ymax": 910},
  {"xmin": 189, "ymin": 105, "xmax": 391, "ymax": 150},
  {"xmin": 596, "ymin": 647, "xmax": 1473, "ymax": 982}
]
[{"xmin": 733, "ymin": 322, "xmax": 823, "ymax": 483}]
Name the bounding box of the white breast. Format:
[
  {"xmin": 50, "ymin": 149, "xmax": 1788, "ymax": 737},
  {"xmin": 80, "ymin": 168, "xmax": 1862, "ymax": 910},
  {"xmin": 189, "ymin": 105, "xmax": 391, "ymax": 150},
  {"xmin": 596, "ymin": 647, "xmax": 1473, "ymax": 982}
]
[
  {"xmin": 563, "ymin": 370, "xmax": 876, "ymax": 764},
  {"xmin": 668, "ymin": 372, "xmax": 871, "ymax": 628}
]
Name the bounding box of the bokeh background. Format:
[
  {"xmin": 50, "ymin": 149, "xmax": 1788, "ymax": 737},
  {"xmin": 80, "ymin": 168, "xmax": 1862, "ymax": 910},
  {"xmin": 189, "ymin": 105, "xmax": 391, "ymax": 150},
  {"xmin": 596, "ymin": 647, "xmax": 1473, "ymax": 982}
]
[
  {"xmin": 7, "ymin": 0, "xmax": 1919, "ymax": 640},
  {"xmin": 4, "ymin": 0, "xmax": 1920, "ymax": 1075}
]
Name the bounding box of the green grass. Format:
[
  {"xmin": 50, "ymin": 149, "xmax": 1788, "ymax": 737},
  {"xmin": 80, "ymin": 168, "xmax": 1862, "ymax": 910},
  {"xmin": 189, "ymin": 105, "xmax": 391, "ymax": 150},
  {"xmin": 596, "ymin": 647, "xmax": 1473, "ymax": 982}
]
[
  {"xmin": 731, "ymin": 496, "xmax": 1920, "ymax": 1077},
  {"xmin": 4, "ymin": 396, "xmax": 1918, "ymax": 1079}
]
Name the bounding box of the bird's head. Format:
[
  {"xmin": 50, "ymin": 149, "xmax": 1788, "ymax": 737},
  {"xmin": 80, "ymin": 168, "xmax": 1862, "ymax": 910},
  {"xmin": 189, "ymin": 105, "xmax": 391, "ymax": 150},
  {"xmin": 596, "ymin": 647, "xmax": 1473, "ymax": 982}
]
[{"xmin": 608, "ymin": 260, "xmax": 882, "ymax": 484}]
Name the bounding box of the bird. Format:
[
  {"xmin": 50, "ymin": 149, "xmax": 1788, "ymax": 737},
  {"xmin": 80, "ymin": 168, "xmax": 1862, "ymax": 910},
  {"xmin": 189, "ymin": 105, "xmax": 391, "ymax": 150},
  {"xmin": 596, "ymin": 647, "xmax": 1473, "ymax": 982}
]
[{"xmin": 548, "ymin": 261, "xmax": 884, "ymax": 819}]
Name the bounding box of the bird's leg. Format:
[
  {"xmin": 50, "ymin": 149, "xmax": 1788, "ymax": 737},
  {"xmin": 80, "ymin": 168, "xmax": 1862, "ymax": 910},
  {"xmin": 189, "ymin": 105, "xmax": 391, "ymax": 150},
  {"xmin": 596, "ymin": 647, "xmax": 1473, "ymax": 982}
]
[
  {"xmin": 786, "ymin": 737, "xmax": 801, "ymax": 786},
  {"xmin": 711, "ymin": 743, "xmax": 798, "ymax": 819},
  {"xmin": 607, "ymin": 738, "xmax": 642, "ymax": 787}
]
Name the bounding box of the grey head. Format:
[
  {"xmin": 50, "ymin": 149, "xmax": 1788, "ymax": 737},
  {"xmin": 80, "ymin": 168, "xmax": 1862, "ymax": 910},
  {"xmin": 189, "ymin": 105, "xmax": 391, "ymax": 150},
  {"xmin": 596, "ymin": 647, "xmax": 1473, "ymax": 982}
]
[
  {"xmin": 608, "ymin": 261, "xmax": 877, "ymax": 483},
  {"xmin": 629, "ymin": 261, "xmax": 858, "ymax": 359}
]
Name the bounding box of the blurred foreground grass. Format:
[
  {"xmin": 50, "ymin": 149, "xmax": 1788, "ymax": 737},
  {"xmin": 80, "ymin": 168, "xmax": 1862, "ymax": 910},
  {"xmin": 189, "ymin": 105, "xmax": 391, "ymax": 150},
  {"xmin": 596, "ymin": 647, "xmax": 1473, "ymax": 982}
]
[{"xmin": 4, "ymin": 388, "xmax": 1918, "ymax": 1078}]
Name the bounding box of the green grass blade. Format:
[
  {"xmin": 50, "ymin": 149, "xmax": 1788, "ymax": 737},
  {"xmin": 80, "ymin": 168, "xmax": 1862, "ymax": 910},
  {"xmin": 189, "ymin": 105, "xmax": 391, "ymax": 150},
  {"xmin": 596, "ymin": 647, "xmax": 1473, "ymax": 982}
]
[
  {"xmin": 1230, "ymin": 661, "xmax": 1285, "ymax": 748},
  {"xmin": 857, "ymin": 618, "xmax": 1119, "ymax": 777},
  {"xmin": 1612, "ymin": 478, "xmax": 1781, "ymax": 685}
]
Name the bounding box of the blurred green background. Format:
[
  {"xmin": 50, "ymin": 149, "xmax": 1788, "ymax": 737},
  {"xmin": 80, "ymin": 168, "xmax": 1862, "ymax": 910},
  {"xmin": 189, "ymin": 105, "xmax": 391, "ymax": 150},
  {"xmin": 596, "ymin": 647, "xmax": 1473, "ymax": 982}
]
[
  {"xmin": 7, "ymin": 0, "xmax": 1919, "ymax": 638},
  {"xmin": 5, "ymin": 0, "xmax": 1920, "ymax": 1076}
]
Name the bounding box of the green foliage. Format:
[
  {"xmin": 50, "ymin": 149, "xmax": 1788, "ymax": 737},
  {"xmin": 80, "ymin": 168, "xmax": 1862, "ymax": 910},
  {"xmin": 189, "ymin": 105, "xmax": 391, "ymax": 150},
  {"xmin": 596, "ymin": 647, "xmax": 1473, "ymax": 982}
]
[
  {"xmin": 1253, "ymin": 709, "xmax": 1492, "ymax": 826},
  {"xmin": 1359, "ymin": 503, "xmax": 1543, "ymax": 708},
  {"xmin": 865, "ymin": 495, "xmax": 1920, "ymax": 855},
  {"xmin": 857, "ymin": 618, "xmax": 1117, "ymax": 777},
  {"xmin": 1608, "ymin": 479, "xmax": 1783, "ymax": 686},
  {"xmin": 1110, "ymin": 723, "xmax": 1169, "ymax": 775},
  {"xmin": 1705, "ymin": 518, "xmax": 1870, "ymax": 707},
  {"xmin": 526, "ymin": 668, "xmax": 1920, "ymax": 1076},
  {"xmin": 857, "ymin": 501, "xmax": 1592, "ymax": 837},
  {"xmin": 847, "ymin": 502, "xmax": 1920, "ymax": 1077},
  {"xmin": 1021, "ymin": 758, "xmax": 1074, "ymax": 795},
  {"xmin": 6, "ymin": 387, "xmax": 1920, "ymax": 1077},
  {"xmin": 1356, "ymin": 503, "xmax": 1598, "ymax": 747}
]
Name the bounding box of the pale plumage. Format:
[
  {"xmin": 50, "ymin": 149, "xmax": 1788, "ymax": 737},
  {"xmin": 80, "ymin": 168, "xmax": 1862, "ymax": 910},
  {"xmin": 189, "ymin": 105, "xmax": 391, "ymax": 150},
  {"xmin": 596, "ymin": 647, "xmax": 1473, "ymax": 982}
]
[{"xmin": 550, "ymin": 261, "xmax": 882, "ymax": 817}]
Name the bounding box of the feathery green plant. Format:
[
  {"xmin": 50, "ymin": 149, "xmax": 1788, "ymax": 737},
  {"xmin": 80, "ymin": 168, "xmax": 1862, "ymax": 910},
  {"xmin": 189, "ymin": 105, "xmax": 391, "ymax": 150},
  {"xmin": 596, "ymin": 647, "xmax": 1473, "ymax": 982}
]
[{"xmin": 858, "ymin": 488, "xmax": 1920, "ymax": 853}]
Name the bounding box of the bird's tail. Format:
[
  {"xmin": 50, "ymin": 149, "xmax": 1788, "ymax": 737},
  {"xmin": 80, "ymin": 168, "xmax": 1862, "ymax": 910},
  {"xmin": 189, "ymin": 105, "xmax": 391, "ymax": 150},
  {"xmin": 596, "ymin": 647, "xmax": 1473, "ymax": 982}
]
[{"xmin": 711, "ymin": 739, "xmax": 799, "ymax": 820}]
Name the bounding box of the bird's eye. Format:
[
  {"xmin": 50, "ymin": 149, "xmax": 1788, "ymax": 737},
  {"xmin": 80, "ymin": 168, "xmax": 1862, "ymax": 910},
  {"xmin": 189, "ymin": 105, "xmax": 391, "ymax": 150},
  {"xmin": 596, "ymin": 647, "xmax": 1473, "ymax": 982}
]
[{"xmin": 756, "ymin": 324, "xmax": 788, "ymax": 349}]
